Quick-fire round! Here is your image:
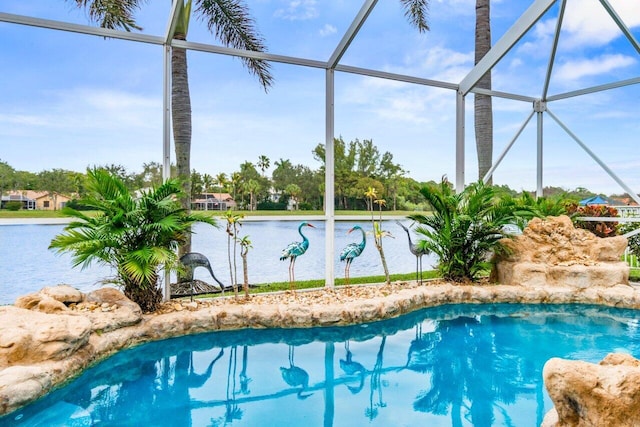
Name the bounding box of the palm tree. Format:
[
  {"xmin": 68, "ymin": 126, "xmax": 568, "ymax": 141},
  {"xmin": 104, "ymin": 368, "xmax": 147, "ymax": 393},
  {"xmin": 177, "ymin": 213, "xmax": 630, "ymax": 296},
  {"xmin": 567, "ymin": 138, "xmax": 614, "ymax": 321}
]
[
  {"xmin": 285, "ymin": 183, "xmax": 301, "ymax": 210},
  {"xmin": 202, "ymin": 173, "xmax": 214, "ymax": 193},
  {"xmin": 409, "ymin": 177, "xmax": 520, "ymax": 281},
  {"xmin": 49, "ymin": 168, "xmax": 217, "ymax": 312},
  {"xmin": 244, "ymin": 179, "xmax": 261, "ymax": 211},
  {"xmin": 257, "ymin": 155, "xmax": 270, "ymax": 177},
  {"xmin": 475, "ymin": 0, "xmax": 493, "ymax": 184},
  {"xmin": 71, "ymin": 0, "xmax": 274, "ymax": 257},
  {"xmin": 215, "ymin": 172, "xmax": 228, "ymax": 192}
]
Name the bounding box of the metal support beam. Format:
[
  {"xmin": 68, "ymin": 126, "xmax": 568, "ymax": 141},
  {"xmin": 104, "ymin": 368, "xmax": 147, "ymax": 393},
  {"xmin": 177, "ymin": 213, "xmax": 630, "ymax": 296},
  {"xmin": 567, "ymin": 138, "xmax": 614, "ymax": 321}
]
[
  {"xmin": 324, "ymin": 70, "xmax": 336, "ymax": 288},
  {"xmin": 328, "ymin": 0, "xmax": 378, "ymax": 68},
  {"xmin": 542, "ymin": 0, "xmax": 566, "ymax": 100},
  {"xmin": 459, "ymin": 0, "xmax": 556, "ymax": 95},
  {"xmin": 546, "ymin": 76, "xmax": 640, "ymax": 101},
  {"xmin": 164, "ymin": 0, "xmax": 182, "ymax": 44},
  {"xmin": 599, "ymin": 0, "xmax": 640, "ymax": 55},
  {"xmin": 547, "ymin": 108, "xmax": 640, "ymax": 206},
  {"xmin": 0, "ymin": 12, "xmax": 163, "ymax": 45},
  {"xmin": 455, "ymin": 91, "xmax": 465, "ymax": 192},
  {"xmin": 535, "ymin": 101, "xmax": 546, "ymax": 197},
  {"xmin": 482, "ymin": 110, "xmax": 535, "ymax": 184}
]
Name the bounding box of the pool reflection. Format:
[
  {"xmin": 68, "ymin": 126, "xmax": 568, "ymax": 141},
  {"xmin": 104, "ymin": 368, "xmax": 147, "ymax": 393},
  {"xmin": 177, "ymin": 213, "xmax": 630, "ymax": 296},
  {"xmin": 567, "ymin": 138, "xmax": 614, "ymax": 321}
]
[{"xmin": 6, "ymin": 303, "xmax": 640, "ymax": 426}]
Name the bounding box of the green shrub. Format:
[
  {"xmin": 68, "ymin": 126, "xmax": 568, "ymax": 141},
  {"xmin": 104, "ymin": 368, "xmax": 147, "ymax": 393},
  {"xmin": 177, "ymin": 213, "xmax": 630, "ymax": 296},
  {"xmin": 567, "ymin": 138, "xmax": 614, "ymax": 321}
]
[
  {"xmin": 4, "ymin": 201, "xmax": 22, "ymax": 211},
  {"xmin": 409, "ymin": 178, "xmax": 526, "ymax": 282}
]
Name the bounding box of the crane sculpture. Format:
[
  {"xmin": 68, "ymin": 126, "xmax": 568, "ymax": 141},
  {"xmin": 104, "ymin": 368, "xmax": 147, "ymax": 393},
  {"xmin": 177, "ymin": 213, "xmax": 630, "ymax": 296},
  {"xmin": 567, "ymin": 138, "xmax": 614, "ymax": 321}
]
[
  {"xmin": 280, "ymin": 345, "xmax": 313, "ymax": 399},
  {"xmin": 179, "ymin": 252, "xmax": 225, "ymax": 298},
  {"xmin": 280, "ymin": 221, "xmax": 315, "ymax": 290},
  {"xmin": 340, "ymin": 225, "xmax": 366, "ymax": 286},
  {"xmin": 396, "ymin": 221, "xmax": 429, "ymax": 284}
]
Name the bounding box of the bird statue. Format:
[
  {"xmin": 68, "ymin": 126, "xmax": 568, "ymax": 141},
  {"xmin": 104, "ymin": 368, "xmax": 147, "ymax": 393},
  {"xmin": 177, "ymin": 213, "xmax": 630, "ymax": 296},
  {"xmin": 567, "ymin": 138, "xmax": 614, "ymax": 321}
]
[
  {"xmin": 280, "ymin": 221, "xmax": 315, "ymax": 290},
  {"xmin": 280, "ymin": 345, "xmax": 313, "ymax": 399},
  {"xmin": 340, "ymin": 225, "xmax": 366, "ymax": 286},
  {"xmin": 179, "ymin": 252, "xmax": 225, "ymax": 296},
  {"xmin": 340, "ymin": 341, "xmax": 366, "ymax": 394},
  {"xmin": 396, "ymin": 221, "xmax": 429, "ymax": 284}
]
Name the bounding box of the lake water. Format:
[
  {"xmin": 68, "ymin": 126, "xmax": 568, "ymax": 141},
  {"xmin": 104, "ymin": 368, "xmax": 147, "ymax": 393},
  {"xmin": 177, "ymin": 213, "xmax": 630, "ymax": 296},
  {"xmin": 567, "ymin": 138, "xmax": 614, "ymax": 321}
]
[
  {"xmin": 5, "ymin": 303, "xmax": 640, "ymax": 426},
  {"xmin": 0, "ymin": 220, "xmax": 436, "ymax": 305}
]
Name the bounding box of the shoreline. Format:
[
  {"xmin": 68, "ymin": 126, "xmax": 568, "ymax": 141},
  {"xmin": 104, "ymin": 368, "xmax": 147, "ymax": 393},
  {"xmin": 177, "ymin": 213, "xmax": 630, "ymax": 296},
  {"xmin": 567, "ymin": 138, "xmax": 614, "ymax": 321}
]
[{"xmin": 0, "ymin": 214, "xmax": 408, "ymax": 226}]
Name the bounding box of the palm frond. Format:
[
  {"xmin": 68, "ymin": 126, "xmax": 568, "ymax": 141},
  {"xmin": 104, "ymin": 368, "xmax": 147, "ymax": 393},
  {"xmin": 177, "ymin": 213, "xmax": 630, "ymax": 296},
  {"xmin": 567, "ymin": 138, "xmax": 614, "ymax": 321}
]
[
  {"xmin": 70, "ymin": 0, "xmax": 143, "ymax": 31},
  {"xmin": 400, "ymin": 0, "xmax": 430, "ymax": 33},
  {"xmin": 196, "ymin": 0, "xmax": 274, "ymax": 90}
]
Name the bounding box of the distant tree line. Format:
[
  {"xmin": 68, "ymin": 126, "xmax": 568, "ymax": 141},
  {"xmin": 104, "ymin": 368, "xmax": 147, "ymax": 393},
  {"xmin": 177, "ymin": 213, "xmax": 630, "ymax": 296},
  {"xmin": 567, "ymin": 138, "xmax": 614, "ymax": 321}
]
[{"xmin": 0, "ymin": 138, "xmax": 623, "ymax": 211}]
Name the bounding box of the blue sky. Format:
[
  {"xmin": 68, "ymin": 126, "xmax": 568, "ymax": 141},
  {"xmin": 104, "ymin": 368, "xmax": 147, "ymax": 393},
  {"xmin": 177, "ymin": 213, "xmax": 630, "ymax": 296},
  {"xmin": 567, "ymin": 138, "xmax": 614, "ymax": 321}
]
[{"xmin": 1, "ymin": 0, "xmax": 639, "ymax": 195}]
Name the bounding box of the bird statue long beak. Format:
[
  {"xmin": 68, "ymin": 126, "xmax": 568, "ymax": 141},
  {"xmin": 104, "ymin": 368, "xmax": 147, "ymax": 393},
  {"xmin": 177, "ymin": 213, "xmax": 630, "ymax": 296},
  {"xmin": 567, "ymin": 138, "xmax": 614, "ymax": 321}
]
[{"xmin": 307, "ymin": 223, "xmax": 316, "ymax": 228}]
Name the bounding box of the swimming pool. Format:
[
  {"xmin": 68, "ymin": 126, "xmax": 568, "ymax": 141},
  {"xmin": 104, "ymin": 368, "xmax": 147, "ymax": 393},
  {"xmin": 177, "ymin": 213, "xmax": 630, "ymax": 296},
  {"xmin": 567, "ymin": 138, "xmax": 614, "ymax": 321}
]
[{"xmin": 5, "ymin": 303, "xmax": 640, "ymax": 426}]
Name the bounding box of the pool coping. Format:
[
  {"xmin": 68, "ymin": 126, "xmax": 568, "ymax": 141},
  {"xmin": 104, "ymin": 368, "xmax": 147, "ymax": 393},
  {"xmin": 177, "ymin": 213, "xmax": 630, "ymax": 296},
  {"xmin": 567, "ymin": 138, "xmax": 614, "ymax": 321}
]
[{"xmin": 2, "ymin": 280, "xmax": 640, "ymax": 418}]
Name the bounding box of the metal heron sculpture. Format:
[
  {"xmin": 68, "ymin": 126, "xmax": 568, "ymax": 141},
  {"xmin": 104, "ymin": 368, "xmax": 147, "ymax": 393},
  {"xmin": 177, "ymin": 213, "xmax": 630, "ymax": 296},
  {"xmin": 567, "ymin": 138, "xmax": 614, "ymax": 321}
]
[
  {"xmin": 180, "ymin": 252, "xmax": 225, "ymax": 290},
  {"xmin": 340, "ymin": 225, "xmax": 366, "ymax": 286},
  {"xmin": 280, "ymin": 221, "xmax": 315, "ymax": 290},
  {"xmin": 396, "ymin": 221, "xmax": 429, "ymax": 284}
]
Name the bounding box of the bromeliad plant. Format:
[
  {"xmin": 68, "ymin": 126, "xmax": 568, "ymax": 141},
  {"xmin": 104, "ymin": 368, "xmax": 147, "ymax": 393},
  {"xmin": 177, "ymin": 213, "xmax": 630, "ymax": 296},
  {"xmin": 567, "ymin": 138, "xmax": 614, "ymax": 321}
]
[
  {"xmin": 49, "ymin": 168, "xmax": 217, "ymax": 312},
  {"xmin": 409, "ymin": 178, "xmax": 524, "ymax": 282}
]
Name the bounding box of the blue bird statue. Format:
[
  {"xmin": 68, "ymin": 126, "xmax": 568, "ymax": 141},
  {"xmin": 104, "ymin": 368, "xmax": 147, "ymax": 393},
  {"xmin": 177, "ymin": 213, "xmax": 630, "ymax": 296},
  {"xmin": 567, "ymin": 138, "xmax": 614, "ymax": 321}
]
[
  {"xmin": 280, "ymin": 221, "xmax": 315, "ymax": 290},
  {"xmin": 280, "ymin": 345, "xmax": 313, "ymax": 399},
  {"xmin": 340, "ymin": 225, "xmax": 366, "ymax": 286},
  {"xmin": 396, "ymin": 221, "xmax": 429, "ymax": 284}
]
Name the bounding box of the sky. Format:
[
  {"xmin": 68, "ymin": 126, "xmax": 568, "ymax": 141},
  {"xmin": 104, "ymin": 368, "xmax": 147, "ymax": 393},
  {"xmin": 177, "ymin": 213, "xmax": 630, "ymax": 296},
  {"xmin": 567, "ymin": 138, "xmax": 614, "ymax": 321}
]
[{"xmin": 1, "ymin": 0, "xmax": 639, "ymax": 195}]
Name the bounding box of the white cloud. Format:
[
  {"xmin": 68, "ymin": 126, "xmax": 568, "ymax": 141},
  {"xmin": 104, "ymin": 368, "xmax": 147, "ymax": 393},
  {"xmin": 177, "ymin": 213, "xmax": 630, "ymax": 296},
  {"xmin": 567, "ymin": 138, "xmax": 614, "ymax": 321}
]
[
  {"xmin": 274, "ymin": 0, "xmax": 319, "ymax": 21},
  {"xmin": 561, "ymin": 0, "xmax": 640, "ymax": 48},
  {"xmin": 554, "ymin": 54, "xmax": 636, "ymax": 81},
  {"xmin": 319, "ymin": 23, "xmax": 337, "ymax": 37}
]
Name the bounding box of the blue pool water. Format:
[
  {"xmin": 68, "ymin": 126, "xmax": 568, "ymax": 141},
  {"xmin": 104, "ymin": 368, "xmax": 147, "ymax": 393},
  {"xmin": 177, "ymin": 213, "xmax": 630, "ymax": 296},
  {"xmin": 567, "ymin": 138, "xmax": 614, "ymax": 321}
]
[{"xmin": 4, "ymin": 303, "xmax": 640, "ymax": 427}]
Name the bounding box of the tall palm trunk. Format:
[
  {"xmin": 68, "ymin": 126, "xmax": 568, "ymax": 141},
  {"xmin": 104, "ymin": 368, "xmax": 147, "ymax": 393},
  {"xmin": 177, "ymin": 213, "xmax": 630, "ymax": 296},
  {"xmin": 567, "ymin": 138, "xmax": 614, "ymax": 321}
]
[
  {"xmin": 172, "ymin": 33, "xmax": 192, "ymax": 256},
  {"xmin": 474, "ymin": 0, "xmax": 493, "ymax": 185}
]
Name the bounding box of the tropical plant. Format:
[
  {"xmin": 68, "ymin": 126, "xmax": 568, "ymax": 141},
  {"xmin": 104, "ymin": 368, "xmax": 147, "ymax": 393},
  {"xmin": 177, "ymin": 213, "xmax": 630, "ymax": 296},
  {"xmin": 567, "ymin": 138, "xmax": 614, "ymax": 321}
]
[
  {"xmin": 71, "ymin": 0, "xmax": 274, "ymax": 257},
  {"xmin": 284, "ymin": 183, "xmax": 301, "ymax": 210},
  {"xmin": 224, "ymin": 209, "xmax": 244, "ymax": 297},
  {"xmin": 49, "ymin": 168, "xmax": 217, "ymax": 312},
  {"xmin": 365, "ymin": 186, "xmax": 392, "ymax": 284},
  {"xmin": 566, "ymin": 202, "xmax": 619, "ymax": 238},
  {"xmin": 238, "ymin": 235, "xmax": 253, "ymax": 298},
  {"xmin": 257, "ymin": 155, "xmax": 270, "ymax": 177},
  {"xmin": 409, "ymin": 178, "xmax": 522, "ymax": 281}
]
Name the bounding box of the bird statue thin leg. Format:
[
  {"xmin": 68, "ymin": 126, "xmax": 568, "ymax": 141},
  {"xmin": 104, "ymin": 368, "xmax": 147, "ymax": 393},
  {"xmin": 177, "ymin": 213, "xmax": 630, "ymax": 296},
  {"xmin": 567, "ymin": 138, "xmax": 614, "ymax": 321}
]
[
  {"xmin": 289, "ymin": 257, "xmax": 297, "ymax": 291},
  {"xmin": 340, "ymin": 225, "xmax": 366, "ymax": 291}
]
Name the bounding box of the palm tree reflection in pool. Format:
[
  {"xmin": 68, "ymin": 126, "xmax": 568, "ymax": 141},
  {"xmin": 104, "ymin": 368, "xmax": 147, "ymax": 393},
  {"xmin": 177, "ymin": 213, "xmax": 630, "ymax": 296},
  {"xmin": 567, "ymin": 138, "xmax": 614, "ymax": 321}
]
[{"xmin": 412, "ymin": 316, "xmax": 524, "ymax": 426}]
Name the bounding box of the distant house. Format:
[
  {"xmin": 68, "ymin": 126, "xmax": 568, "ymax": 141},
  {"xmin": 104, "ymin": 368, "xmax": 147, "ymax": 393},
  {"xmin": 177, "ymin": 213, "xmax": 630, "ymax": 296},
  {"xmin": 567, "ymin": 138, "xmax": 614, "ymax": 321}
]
[
  {"xmin": 192, "ymin": 193, "xmax": 236, "ymax": 211},
  {"xmin": 1, "ymin": 190, "xmax": 71, "ymax": 211}
]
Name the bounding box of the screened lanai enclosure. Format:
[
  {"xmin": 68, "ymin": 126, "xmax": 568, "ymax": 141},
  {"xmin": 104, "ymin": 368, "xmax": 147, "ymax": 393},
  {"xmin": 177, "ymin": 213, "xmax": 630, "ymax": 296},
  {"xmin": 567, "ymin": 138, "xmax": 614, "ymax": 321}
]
[{"xmin": 1, "ymin": 0, "xmax": 639, "ymax": 294}]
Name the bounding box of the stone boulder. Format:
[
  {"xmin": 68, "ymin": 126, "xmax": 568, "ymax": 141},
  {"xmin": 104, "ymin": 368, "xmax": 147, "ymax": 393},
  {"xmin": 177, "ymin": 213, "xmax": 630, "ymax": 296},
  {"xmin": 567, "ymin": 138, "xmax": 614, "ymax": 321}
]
[
  {"xmin": 543, "ymin": 353, "xmax": 640, "ymax": 426},
  {"xmin": 80, "ymin": 288, "xmax": 143, "ymax": 332},
  {"xmin": 493, "ymin": 215, "xmax": 629, "ymax": 288},
  {"xmin": 0, "ymin": 306, "xmax": 91, "ymax": 368}
]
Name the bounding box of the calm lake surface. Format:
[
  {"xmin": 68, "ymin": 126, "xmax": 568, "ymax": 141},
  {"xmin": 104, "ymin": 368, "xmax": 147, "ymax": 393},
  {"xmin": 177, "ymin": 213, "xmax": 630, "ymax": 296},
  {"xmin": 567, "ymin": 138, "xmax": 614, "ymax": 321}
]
[
  {"xmin": 0, "ymin": 220, "xmax": 436, "ymax": 305},
  {"xmin": 5, "ymin": 303, "xmax": 640, "ymax": 426}
]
